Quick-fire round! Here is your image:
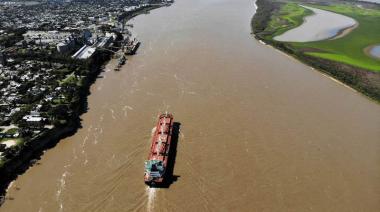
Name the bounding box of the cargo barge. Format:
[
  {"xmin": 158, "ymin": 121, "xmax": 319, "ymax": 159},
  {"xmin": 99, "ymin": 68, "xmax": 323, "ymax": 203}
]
[
  {"xmin": 124, "ymin": 37, "xmax": 141, "ymax": 55},
  {"xmin": 144, "ymin": 113, "xmax": 174, "ymax": 186}
]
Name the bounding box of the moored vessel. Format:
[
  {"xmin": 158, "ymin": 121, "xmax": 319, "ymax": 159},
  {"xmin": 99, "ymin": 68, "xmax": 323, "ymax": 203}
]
[
  {"xmin": 144, "ymin": 113, "xmax": 174, "ymax": 186},
  {"xmin": 124, "ymin": 37, "xmax": 141, "ymax": 55},
  {"xmin": 114, "ymin": 55, "xmax": 126, "ymax": 71},
  {"xmin": 118, "ymin": 55, "xmax": 126, "ymax": 66}
]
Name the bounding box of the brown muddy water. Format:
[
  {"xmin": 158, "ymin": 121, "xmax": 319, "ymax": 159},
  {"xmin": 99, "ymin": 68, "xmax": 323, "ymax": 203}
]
[{"xmin": 1, "ymin": 0, "xmax": 380, "ymax": 211}]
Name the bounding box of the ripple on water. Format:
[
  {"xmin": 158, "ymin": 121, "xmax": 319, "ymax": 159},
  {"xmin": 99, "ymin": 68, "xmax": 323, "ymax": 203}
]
[{"xmin": 146, "ymin": 187, "xmax": 156, "ymax": 212}]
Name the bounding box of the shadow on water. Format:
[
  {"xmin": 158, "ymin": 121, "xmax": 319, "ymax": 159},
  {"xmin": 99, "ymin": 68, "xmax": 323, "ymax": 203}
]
[
  {"xmin": 151, "ymin": 122, "xmax": 181, "ymax": 189},
  {"xmin": 0, "ymin": 56, "xmax": 102, "ymax": 205},
  {"xmin": 0, "ymin": 115, "xmax": 85, "ymax": 206},
  {"xmin": 0, "ymin": 50, "xmax": 117, "ymax": 205}
]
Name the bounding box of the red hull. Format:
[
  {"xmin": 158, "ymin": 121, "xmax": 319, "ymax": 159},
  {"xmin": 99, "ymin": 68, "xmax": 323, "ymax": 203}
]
[{"xmin": 144, "ymin": 113, "xmax": 174, "ymax": 185}]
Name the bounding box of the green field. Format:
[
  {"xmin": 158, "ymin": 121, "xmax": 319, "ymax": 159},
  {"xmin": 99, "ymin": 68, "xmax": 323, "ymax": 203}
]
[
  {"xmin": 268, "ymin": 3, "xmax": 380, "ymax": 72},
  {"xmin": 0, "ymin": 138, "xmax": 23, "ymax": 145},
  {"xmin": 5, "ymin": 128, "xmax": 18, "ymax": 134},
  {"xmin": 264, "ymin": 3, "xmax": 312, "ymax": 38}
]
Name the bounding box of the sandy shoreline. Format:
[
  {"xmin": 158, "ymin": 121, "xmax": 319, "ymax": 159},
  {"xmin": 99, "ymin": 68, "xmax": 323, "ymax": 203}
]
[{"xmin": 330, "ymin": 22, "xmax": 359, "ymax": 40}]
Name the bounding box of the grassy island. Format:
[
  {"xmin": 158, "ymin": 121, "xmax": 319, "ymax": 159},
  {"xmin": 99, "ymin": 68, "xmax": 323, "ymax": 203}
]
[{"xmin": 252, "ymin": 0, "xmax": 380, "ymax": 101}]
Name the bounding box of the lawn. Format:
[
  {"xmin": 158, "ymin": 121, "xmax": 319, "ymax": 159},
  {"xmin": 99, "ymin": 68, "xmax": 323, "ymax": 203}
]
[
  {"xmin": 59, "ymin": 73, "xmax": 84, "ymax": 87},
  {"xmin": 5, "ymin": 128, "xmax": 19, "ymax": 134},
  {"xmin": 0, "ymin": 138, "xmax": 24, "ymax": 145},
  {"xmin": 288, "ymin": 4, "xmax": 380, "ymax": 72}
]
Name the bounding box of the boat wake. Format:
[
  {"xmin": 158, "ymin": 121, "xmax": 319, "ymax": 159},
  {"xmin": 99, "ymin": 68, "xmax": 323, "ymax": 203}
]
[
  {"xmin": 109, "ymin": 109, "xmax": 116, "ymax": 120},
  {"xmin": 122, "ymin": 105, "xmax": 134, "ymax": 117},
  {"xmin": 146, "ymin": 187, "xmax": 156, "ymax": 212},
  {"xmin": 56, "ymin": 170, "xmax": 69, "ymax": 212}
]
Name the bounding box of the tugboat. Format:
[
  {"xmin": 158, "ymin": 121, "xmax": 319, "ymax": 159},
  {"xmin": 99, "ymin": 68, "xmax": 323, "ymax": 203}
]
[
  {"xmin": 144, "ymin": 113, "xmax": 174, "ymax": 186},
  {"xmin": 115, "ymin": 56, "xmax": 126, "ymax": 71},
  {"xmin": 114, "ymin": 56, "xmax": 127, "ymax": 71},
  {"xmin": 120, "ymin": 55, "xmax": 127, "ymax": 65}
]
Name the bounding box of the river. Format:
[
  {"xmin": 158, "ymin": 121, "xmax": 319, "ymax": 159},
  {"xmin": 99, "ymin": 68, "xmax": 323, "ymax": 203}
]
[
  {"xmin": 360, "ymin": 0, "xmax": 380, "ymax": 3},
  {"xmin": 1, "ymin": 0, "xmax": 380, "ymax": 211}
]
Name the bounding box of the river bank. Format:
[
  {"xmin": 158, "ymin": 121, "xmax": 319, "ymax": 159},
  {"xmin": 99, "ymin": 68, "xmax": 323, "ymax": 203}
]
[
  {"xmin": 252, "ymin": 0, "xmax": 380, "ymax": 102},
  {"xmin": 0, "ymin": 49, "xmax": 110, "ymax": 205},
  {"xmin": 0, "ymin": 4, "xmax": 169, "ymax": 206},
  {"xmin": 331, "ymin": 23, "xmax": 359, "ymax": 40}
]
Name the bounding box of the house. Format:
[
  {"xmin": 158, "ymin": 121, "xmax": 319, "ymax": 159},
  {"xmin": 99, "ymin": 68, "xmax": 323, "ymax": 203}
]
[{"xmin": 22, "ymin": 112, "xmax": 46, "ymax": 129}]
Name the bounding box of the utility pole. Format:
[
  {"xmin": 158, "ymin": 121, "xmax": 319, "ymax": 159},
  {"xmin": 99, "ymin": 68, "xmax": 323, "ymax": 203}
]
[
  {"xmin": 38, "ymin": 34, "xmax": 42, "ymax": 49},
  {"xmin": 0, "ymin": 50, "xmax": 7, "ymax": 66}
]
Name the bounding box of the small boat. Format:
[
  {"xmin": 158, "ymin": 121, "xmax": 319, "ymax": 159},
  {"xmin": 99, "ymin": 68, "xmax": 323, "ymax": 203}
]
[
  {"xmin": 118, "ymin": 56, "xmax": 126, "ymax": 66},
  {"xmin": 144, "ymin": 113, "xmax": 174, "ymax": 186},
  {"xmin": 114, "ymin": 56, "xmax": 126, "ymax": 71}
]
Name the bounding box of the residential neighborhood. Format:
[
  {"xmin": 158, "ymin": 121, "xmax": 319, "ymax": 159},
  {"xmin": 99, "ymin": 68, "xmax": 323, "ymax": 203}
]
[{"xmin": 0, "ymin": 0, "xmax": 173, "ymax": 168}]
